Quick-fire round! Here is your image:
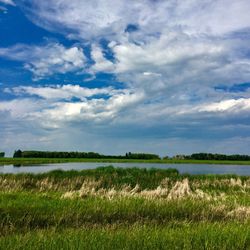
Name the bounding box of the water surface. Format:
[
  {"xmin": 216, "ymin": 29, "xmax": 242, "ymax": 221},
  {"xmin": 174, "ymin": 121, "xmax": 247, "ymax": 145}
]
[{"xmin": 1, "ymin": 162, "xmax": 250, "ymax": 175}]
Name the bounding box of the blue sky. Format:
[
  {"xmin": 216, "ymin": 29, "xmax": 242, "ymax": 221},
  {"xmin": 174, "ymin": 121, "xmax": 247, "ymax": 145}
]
[{"xmin": 0, "ymin": 0, "xmax": 250, "ymax": 156}]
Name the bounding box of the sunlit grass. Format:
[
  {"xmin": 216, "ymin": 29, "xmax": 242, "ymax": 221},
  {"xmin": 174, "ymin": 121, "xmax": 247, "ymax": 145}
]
[
  {"xmin": 1, "ymin": 167, "xmax": 250, "ymax": 249},
  {"xmin": 1, "ymin": 223, "xmax": 249, "ymax": 250}
]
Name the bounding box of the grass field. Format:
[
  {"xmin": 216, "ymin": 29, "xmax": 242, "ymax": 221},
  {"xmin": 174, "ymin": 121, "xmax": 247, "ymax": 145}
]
[
  {"xmin": 1, "ymin": 157, "xmax": 250, "ymax": 165},
  {"xmin": 1, "ymin": 166, "xmax": 250, "ymax": 249}
]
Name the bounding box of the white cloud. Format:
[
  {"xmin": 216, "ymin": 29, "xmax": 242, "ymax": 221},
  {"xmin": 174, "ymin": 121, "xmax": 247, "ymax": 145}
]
[
  {"xmin": 3, "ymin": 84, "xmax": 250, "ymax": 128},
  {"xmin": 0, "ymin": 43, "xmax": 86, "ymax": 79},
  {"xmin": 2, "ymin": 84, "xmax": 145, "ymax": 127},
  {"xmin": 3, "ymin": 1, "xmax": 250, "ymax": 87},
  {"xmin": 113, "ymin": 32, "xmax": 224, "ymax": 74},
  {"xmin": 32, "ymin": 89, "xmax": 145, "ymax": 127},
  {"xmin": 0, "ymin": 98, "xmax": 44, "ymax": 118},
  {"xmin": 17, "ymin": 0, "xmax": 136, "ymax": 40},
  {"xmin": 16, "ymin": 0, "xmax": 250, "ymax": 42},
  {"xmin": 14, "ymin": 1, "xmax": 250, "ymax": 87},
  {"xmin": 8, "ymin": 84, "xmax": 116, "ymax": 100},
  {"xmin": 175, "ymin": 0, "xmax": 250, "ymax": 35},
  {"xmin": 198, "ymin": 98, "xmax": 250, "ymax": 113},
  {"xmin": 91, "ymin": 44, "xmax": 115, "ymax": 72}
]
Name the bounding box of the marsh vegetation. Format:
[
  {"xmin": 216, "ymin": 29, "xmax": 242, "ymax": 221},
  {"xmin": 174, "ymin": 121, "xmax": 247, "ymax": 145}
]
[{"xmin": 1, "ymin": 167, "xmax": 250, "ymax": 249}]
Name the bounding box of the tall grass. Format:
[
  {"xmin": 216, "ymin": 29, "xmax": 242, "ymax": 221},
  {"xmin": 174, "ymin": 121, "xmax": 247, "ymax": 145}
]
[
  {"xmin": 1, "ymin": 166, "xmax": 249, "ymax": 191},
  {"xmin": 1, "ymin": 223, "xmax": 250, "ymax": 250},
  {"xmin": 0, "ymin": 192, "xmax": 239, "ymax": 233},
  {"xmin": 1, "ymin": 167, "xmax": 250, "ymax": 249}
]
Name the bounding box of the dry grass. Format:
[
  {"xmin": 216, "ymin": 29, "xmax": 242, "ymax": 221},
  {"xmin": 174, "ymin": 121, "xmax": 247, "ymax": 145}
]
[
  {"xmin": 1, "ymin": 169, "xmax": 250, "ymax": 224},
  {"xmin": 192, "ymin": 177, "xmax": 250, "ymax": 189},
  {"xmin": 60, "ymin": 178, "xmax": 226, "ymax": 202},
  {"xmin": 227, "ymin": 206, "xmax": 250, "ymax": 220}
]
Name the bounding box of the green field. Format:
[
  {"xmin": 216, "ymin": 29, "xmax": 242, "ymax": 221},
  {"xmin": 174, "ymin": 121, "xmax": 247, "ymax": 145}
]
[
  {"xmin": 1, "ymin": 166, "xmax": 250, "ymax": 249},
  {"xmin": 1, "ymin": 157, "xmax": 250, "ymax": 165}
]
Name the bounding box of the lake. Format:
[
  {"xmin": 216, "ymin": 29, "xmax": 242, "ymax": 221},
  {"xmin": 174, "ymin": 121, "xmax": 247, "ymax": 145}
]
[{"xmin": 0, "ymin": 162, "xmax": 250, "ymax": 175}]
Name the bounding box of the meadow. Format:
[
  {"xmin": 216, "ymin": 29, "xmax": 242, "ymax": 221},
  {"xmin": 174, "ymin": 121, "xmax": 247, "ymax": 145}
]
[{"xmin": 0, "ymin": 166, "xmax": 250, "ymax": 249}]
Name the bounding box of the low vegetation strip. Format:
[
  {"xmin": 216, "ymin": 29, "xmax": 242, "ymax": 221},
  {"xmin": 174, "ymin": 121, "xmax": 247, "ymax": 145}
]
[
  {"xmin": 2, "ymin": 157, "xmax": 250, "ymax": 165},
  {"xmin": 0, "ymin": 167, "xmax": 250, "ymax": 249}
]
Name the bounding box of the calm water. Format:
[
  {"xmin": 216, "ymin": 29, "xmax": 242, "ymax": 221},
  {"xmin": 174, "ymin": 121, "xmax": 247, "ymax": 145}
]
[{"xmin": 0, "ymin": 162, "xmax": 250, "ymax": 175}]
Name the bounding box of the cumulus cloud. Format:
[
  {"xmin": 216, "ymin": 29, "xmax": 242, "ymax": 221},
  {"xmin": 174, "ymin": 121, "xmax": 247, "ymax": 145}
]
[
  {"xmin": 2, "ymin": 84, "xmax": 250, "ymax": 128},
  {"xmin": 2, "ymin": 84, "xmax": 145, "ymax": 127},
  {"xmin": 0, "ymin": 43, "xmax": 86, "ymax": 79},
  {"xmin": 35, "ymin": 91, "xmax": 143, "ymax": 126}
]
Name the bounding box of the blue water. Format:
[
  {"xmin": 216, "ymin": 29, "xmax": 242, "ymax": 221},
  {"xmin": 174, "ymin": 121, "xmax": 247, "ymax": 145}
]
[{"xmin": 0, "ymin": 162, "xmax": 250, "ymax": 175}]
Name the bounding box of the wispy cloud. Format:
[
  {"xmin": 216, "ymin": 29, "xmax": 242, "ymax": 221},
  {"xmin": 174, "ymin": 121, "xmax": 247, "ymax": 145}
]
[
  {"xmin": 8, "ymin": 84, "xmax": 116, "ymax": 101},
  {"xmin": 16, "ymin": 0, "xmax": 250, "ymax": 40},
  {"xmin": 0, "ymin": 43, "xmax": 86, "ymax": 80}
]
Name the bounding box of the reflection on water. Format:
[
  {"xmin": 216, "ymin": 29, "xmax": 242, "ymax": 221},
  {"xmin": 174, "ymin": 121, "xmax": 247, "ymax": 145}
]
[{"xmin": 0, "ymin": 162, "xmax": 250, "ymax": 175}]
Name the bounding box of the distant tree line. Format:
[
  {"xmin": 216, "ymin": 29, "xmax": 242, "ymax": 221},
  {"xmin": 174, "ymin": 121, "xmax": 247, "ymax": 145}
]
[
  {"xmin": 0, "ymin": 152, "xmax": 5, "ymax": 158},
  {"xmin": 13, "ymin": 150, "xmax": 160, "ymax": 160},
  {"xmin": 172, "ymin": 153, "xmax": 250, "ymax": 161},
  {"xmin": 11, "ymin": 150, "xmax": 250, "ymax": 161},
  {"xmin": 125, "ymin": 152, "xmax": 161, "ymax": 160}
]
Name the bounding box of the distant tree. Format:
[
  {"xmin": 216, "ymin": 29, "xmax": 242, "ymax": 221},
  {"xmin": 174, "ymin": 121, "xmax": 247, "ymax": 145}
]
[
  {"xmin": 11, "ymin": 150, "xmax": 161, "ymax": 160},
  {"xmin": 13, "ymin": 149, "xmax": 22, "ymax": 158},
  {"xmin": 187, "ymin": 153, "xmax": 250, "ymax": 161},
  {"xmin": 173, "ymin": 155, "xmax": 186, "ymax": 160},
  {"xmin": 0, "ymin": 152, "xmax": 5, "ymax": 157},
  {"xmin": 125, "ymin": 152, "xmax": 160, "ymax": 160}
]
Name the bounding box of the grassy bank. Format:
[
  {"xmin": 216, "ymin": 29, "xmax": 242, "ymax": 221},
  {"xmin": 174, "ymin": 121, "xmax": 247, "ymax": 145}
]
[
  {"xmin": 1, "ymin": 157, "xmax": 250, "ymax": 165},
  {"xmin": 1, "ymin": 167, "xmax": 250, "ymax": 249}
]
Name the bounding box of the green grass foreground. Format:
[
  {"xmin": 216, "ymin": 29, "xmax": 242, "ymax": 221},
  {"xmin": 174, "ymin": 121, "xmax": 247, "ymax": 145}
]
[
  {"xmin": 1, "ymin": 166, "xmax": 250, "ymax": 249},
  {"xmin": 1, "ymin": 157, "xmax": 250, "ymax": 165}
]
